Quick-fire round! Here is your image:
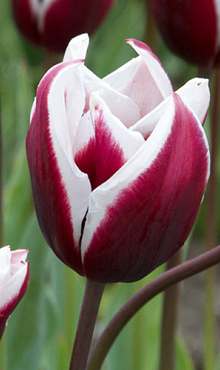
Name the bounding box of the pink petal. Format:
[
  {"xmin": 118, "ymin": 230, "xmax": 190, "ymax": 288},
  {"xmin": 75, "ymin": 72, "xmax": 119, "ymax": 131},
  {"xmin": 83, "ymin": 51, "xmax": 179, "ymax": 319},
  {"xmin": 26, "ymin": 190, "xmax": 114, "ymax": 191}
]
[
  {"xmin": 82, "ymin": 93, "xmax": 210, "ymax": 283},
  {"xmin": 104, "ymin": 40, "xmax": 173, "ymax": 117},
  {"xmin": 130, "ymin": 78, "xmax": 210, "ymax": 138},
  {"xmin": 0, "ymin": 247, "xmax": 29, "ymax": 339}
]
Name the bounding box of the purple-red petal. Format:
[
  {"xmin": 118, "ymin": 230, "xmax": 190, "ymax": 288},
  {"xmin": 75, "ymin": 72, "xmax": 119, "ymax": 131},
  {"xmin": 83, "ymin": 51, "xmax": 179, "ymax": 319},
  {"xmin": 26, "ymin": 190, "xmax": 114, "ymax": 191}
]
[
  {"xmin": 12, "ymin": 0, "xmax": 116, "ymax": 52},
  {"xmin": 83, "ymin": 94, "xmax": 209, "ymax": 283},
  {"xmin": 26, "ymin": 63, "xmax": 84, "ymax": 275},
  {"xmin": 149, "ymin": 0, "xmax": 218, "ymax": 67}
]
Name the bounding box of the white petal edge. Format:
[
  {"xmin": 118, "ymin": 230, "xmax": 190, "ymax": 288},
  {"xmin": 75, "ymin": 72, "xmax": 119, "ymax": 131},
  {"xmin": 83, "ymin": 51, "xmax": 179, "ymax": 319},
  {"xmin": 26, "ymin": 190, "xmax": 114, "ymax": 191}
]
[{"xmin": 47, "ymin": 62, "xmax": 92, "ymax": 245}]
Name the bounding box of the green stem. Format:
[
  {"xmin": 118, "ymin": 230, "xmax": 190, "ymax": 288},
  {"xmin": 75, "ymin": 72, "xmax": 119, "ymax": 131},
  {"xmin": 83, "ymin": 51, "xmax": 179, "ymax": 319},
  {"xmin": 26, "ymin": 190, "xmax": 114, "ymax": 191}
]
[
  {"xmin": 44, "ymin": 51, "xmax": 61, "ymax": 72},
  {"xmin": 204, "ymin": 69, "xmax": 220, "ymax": 370},
  {"xmin": 144, "ymin": 1, "xmax": 157, "ymax": 51},
  {"xmin": 87, "ymin": 245, "xmax": 220, "ymax": 370},
  {"xmin": 0, "ymin": 84, "xmax": 7, "ymax": 370},
  {"xmin": 0, "ymin": 84, "xmax": 3, "ymax": 247},
  {"xmin": 69, "ymin": 279, "xmax": 105, "ymax": 370},
  {"xmin": 159, "ymin": 250, "xmax": 182, "ymax": 370}
]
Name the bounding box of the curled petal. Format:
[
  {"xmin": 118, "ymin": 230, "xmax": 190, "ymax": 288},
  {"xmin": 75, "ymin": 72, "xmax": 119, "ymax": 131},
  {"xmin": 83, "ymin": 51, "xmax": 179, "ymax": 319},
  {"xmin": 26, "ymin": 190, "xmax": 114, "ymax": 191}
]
[
  {"xmin": 26, "ymin": 61, "xmax": 91, "ymax": 274},
  {"xmin": 127, "ymin": 39, "xmax": 173, "ymax": 99},
  {"xmin": 130, "ymin": 78, "xmax": 210, "ymax": 138},
  {"xmin": 104, "ymin": 40, "xmax": 173, "ymax": 117},
  {"xmin": 82, "ymin": 94, "xmax": 210, "ymax": 283}
]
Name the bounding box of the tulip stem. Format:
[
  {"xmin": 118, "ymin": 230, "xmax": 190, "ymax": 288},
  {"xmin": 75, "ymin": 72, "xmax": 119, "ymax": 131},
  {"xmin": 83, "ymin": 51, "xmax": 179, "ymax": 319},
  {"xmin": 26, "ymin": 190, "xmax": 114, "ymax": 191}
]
[
  {"xmin": 144, "ymin": 0, "xmax": 157, "ymax": 51},
  {"xmin": 0, "ymin": 85, "xmax": 7, "ymax": 370},
  {"xmin": 159, "ymin": 250, "xmax": 182, "ymax": 370},
  {"xmin": 0, "ymin": 84, "xmax": 3, "ymax": 247},
  {"xmin": 69, "ymin": 279, "xmax": 105, "ymax": 370},
  {"xmin": 87, "ymin": 245, "xmax": 220, "ymax": 370},
  {"xmin": 204, "ymin": 69, "xmax": 220, "ymax": 370}
]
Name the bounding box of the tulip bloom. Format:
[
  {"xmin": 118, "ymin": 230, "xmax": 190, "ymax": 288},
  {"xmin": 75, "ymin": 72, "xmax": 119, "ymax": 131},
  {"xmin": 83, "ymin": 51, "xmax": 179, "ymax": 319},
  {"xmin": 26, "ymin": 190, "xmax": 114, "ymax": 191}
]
[
  {"xmin": 26, "ymin": 34, "xmax": 210, "ymax": 283},
  {"xmin": 12, "ymin": 0, "xmax": 115, "ymax": 53},
  {"xmin": 149, "ymin": 0, "xmax": 220, "ymax": 68},
  {"xmin": 0, "ymin": 246, "xmax": 29, "ymax": 339}
]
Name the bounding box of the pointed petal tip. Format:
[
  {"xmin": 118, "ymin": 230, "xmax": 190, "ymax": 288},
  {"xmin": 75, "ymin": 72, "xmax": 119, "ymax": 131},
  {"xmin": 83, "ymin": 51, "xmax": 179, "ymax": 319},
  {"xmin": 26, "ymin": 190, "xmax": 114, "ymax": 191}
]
[
  {"xmin": 63, "ymin": 34, "xmax": 90, "ymax": 62},
  {"xmin": 89, "ymin": 91, "xmax": 105, "ymax": 110},
  {"xmin": 176, "ymin": 77, "xmax": 210, "ymax": 125},
  {"xmin": 125, "ymin": 38, "xmax": 152, "ymax": 53}
]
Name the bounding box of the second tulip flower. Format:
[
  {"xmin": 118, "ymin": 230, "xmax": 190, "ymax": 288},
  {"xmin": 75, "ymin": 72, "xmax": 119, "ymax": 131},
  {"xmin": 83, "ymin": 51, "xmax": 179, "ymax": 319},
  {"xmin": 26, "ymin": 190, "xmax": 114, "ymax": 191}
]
[
  {"xmin": 12, "ymin": 0, "xmax": 115, "ymax": 52},
  {"xmin": 149, "ymin": 0, "xmax": 220, "ymax": 68},
  {"xmin": 26, "ymin": 34, "xmax": 210, "ymax": 283}
]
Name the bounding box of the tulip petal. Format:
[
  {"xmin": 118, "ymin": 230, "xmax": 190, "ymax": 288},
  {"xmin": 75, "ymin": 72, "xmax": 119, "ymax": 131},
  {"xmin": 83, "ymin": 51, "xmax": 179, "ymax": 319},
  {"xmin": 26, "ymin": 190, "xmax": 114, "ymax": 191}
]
[
  {"xmin": 176, "ymin": 78, "xmax": 210, "ymax": 125},
  {"xmin": 82, "ymin": 93, "xmax": 209, "ymax": 283},
  {"xmin": 127, "ymin": 39, "xmax": 173, "ymax": 97},
  {"xmin": 104, "ymin": 40, "xmax": 173, "ymax": 117},
  {"xmin": 82, "ymin": 66, "xmax": 141, "ymax": 127},
  {"xmin": 149, "ymin": 0, "xmax": 218, "ymax": 67},
  {"xmin": 130, "ymin": 78, "xmax": 210, "ymax": 138},
  {"xmin": 63, "ymin": 33, "xmax": 89, "ymax": 61},
  {"xmin": 26, "ymin": 61, "xmax": 92, "ymax": 274},
  {"xmin": 89, "ymin": 93, "xmax": 145, "ymax": 189},
  {"xmin": 0, "ymin": 246, "xmax": 29, "ymax": 340}
]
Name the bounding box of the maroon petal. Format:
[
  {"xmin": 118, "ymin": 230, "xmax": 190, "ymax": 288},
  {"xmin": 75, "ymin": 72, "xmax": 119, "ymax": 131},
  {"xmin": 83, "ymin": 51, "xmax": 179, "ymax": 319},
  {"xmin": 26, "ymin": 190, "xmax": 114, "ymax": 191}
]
[
  {"xmin": 149, "ymin": 0, "xmax": 218, "ymax": 67},
  {"xmin": 12, "ymin": 0, "xmax": 116, "ymax": 53},
  {"xmin": 26, "ymin": 62, "xmax": 89, "ymax": 275},
  {"xmin": 82, "ymin": 93, "xmax": 210, "ymax": 283},
  {"xmin": 12, "ymin": 0, "xmax": 41, "ymax": 47}
]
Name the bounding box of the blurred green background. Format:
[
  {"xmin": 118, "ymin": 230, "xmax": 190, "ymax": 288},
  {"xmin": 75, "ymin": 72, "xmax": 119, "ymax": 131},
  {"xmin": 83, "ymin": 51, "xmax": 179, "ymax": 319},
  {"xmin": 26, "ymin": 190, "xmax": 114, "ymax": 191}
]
[{"xmin": 0, "ymin": 0, "xmax": 218, "ymax": 369}]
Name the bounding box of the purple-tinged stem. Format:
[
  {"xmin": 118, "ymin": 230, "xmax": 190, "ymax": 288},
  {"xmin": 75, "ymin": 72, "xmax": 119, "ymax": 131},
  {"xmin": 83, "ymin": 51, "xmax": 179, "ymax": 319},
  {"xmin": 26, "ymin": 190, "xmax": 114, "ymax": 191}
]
[
  {"xmin": 87, "ymin": 245, "xmax": 220, "ymax": 370},
  {"xmin": 69, "ymin": 279, "xmax": 105, "ymax": 370},
  {"xmin": 159, "ymin": 250, "xmax": 181, "ymax": 370},
  {"xmin": 204, "ymin": 69, "xmax": 220, "ymax": 370}
]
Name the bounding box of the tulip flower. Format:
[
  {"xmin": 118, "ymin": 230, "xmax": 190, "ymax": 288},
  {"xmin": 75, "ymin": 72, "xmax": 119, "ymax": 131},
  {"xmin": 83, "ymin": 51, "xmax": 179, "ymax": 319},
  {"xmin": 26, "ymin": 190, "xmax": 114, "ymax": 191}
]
[
  {"xmin": 26, "ymin": 34, "xmax": 210, "ymax": 283},
  {"xmin": 12, "ymin": 0, "xmax": 115, "ymax": 53},
  {"xmin": 148, "ymin": 0, "xmax": 220, "ymax": 68},
  {"xmin": 0, "ymin": 246, "xmax": 29, "ymax": 339}
]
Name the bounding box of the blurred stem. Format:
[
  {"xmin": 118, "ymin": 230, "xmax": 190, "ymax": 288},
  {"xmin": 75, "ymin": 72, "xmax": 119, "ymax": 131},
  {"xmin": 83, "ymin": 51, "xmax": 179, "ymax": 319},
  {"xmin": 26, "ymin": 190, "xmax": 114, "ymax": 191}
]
[
  {"xmin": 44, "ymin": 51, "xmax": 61, "ymax": 72},
  {"xmin": 143, "ymin": 1, "xmax": 157, "ymax": 51},
  {"xmin": 87, "ymin": 245, "xmax": 220, "ymax": 370},
  {"xmin": 0, "ymin": 85, "xmax": 7, "ymax": 370},
  {"xmin": 64, "ymin": 267, "xmax": 79, "ymax": 367},
  {"xmin": 0, "ymin": 84, "xmax": 3, "ymax": 246},
  {"xmin": 204, "ymin": 69, "xmax": 220, "ymax": 370},
  {"xmin": 159, "ymin": 250, "xmax": 182, "ymax": 370},
  {"xmin": 69, "ymin": 279, "xmax": 105, "ymax": 370}
]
